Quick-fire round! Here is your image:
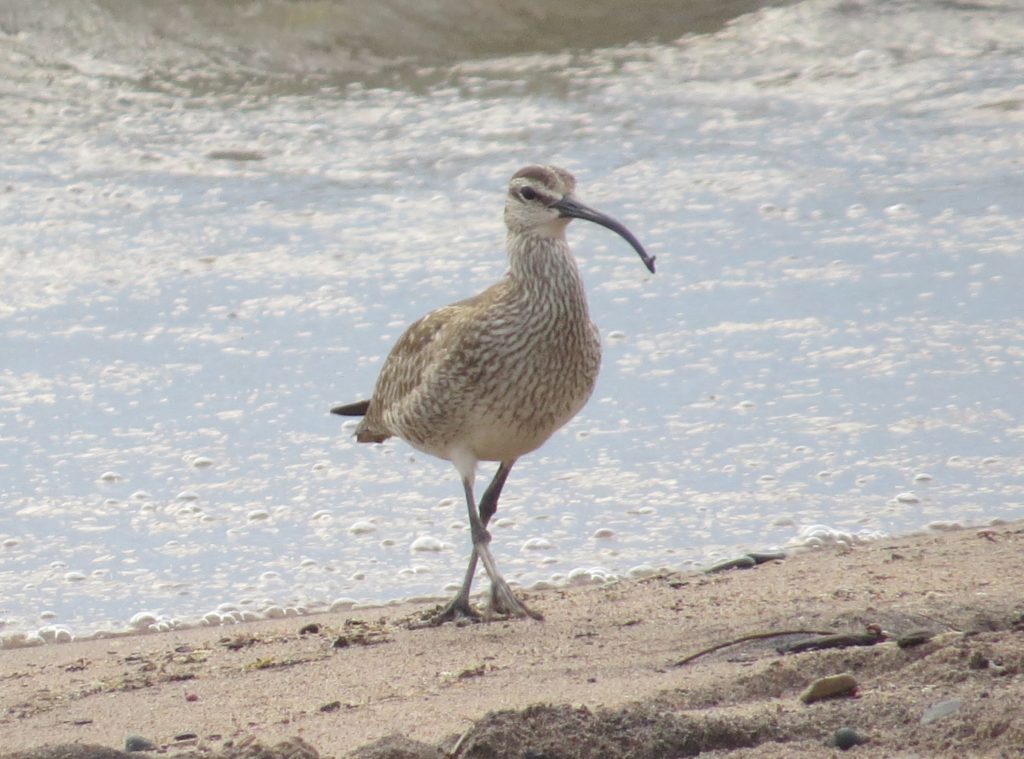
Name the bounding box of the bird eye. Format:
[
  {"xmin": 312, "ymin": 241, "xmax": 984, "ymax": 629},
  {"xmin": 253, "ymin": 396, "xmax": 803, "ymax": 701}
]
[{"xmin": 520, "ymin": 187, "xmax": 538, "ymax": 201}]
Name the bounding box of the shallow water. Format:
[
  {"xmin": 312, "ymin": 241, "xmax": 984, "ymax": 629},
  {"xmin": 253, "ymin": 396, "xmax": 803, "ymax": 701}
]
[{"xmin": 2, "ymin": 0, "xmax": 1023, "ymax": 643}]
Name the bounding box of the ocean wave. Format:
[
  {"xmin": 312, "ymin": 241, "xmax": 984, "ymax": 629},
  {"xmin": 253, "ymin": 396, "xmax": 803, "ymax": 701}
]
[{"xmin": 0, "ymin": 0, "xmax": 771, "ymax": 91}]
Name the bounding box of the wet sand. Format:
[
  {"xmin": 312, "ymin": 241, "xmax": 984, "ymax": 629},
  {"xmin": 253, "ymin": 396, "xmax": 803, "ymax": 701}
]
[{"xmin": 2, "ymin": 522, "xmax": 1022, "ymax": 758}]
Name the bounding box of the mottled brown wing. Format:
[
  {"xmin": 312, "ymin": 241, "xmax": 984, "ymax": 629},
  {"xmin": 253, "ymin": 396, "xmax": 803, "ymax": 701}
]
[{"xmin": 354, "ymin": 284, "xmax": 499, "ymax": 444}]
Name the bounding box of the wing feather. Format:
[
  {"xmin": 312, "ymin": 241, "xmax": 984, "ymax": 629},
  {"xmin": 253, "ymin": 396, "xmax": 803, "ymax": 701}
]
[{"xmin": 355, "ymin": 283, "xmax": 503, "ymax": 444}]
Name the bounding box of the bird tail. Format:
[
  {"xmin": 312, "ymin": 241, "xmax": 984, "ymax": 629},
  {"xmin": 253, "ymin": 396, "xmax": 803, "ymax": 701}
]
[
  {"xmin": 331, "ymin": 399, "xmax": 389, "ymax": 443},
  {"xmin": 331, "ymin": 400, "xmax": 370, "ymax": 417}
]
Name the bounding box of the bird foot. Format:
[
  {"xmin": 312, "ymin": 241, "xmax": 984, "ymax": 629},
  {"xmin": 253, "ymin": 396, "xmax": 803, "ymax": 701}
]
[
  {"xmin": 410, "ymin": 585, "xmax": 542, "ymax": 627},
  {"xmin": 417, "ymin": 595, "xmax": 483, "ymax": 627},
  {"xmin": 488, "ymin": 580, "xmax": 544, "ymax": 621}
]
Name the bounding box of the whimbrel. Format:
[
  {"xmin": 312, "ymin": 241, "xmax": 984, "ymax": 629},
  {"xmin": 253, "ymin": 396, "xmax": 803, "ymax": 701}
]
[{"xmin": 332, "ymin": 165, "xmax": 654, "ymax": 621}]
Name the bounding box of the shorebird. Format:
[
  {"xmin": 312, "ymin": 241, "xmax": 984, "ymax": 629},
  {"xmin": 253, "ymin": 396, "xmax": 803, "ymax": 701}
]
[{"xmin": 332, "ymin": 165, "xmax": 654, "ymax": 621}]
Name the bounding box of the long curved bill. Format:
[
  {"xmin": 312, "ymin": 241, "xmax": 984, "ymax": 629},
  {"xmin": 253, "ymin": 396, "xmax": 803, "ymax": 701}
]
[{"xmin": 553, "ymin": 196, "xmax": 656, "ymax": 274}]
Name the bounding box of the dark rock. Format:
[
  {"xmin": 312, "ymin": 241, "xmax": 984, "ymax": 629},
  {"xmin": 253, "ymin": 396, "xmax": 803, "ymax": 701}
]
[
  {"xmin": 832, "ymin": 727, "xmax": 866, "ymax": 750},
  {"xmin": 124, "ymin": 735, "xmax": 157, "ymax": 752}
]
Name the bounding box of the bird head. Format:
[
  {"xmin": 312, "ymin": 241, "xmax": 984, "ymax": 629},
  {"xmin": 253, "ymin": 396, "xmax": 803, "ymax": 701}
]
[{"xmin": 504, "ymin": 165, "xmax": 655, "ymax": 274}]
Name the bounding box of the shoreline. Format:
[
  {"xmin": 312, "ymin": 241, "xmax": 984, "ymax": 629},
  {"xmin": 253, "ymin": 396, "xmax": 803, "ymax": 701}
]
[
  {"xmin": 2, "ymin": 522, "xmax": 1023, "ymax": 758},
  {"xmin": 0, "ymin": 519, "xmax": 916, "ymax": 649}
]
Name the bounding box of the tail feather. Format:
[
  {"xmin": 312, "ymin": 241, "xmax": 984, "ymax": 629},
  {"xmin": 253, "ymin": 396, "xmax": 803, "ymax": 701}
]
[
  {"xmin": 331, "ymin": 399, "xmax": 389, "ymax": 443},
  {"xmin": 331, "ymin": 400, "xmax": 370, "ymax": 416}
]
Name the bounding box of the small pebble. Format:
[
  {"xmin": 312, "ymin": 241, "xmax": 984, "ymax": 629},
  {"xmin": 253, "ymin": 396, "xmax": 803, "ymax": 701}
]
[
  {"xmin": 832, "ymin": 727, "xmax": 866, "ymax": 750},
  {"xmin": 800, "ymin": 672, "xmax": 858, "ymax": 703},
  {"xmin": 125, "ymin": 735, "xmax": 158, "ymax": 752}
]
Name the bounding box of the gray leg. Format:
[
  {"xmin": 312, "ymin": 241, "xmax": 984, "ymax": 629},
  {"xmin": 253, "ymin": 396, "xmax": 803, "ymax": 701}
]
[
  {"xmin": 460, "ymin": 474, "xmax": 539, "ymax": 620},
  {"xmin": 478, "ymin": 462, "xmax": 524, "ymax": 615},
  {"xmin": 479, "ymin": 460, "xmax": 514, "ymax": 527},
  {"xmin": 435, "ymin": 460, "xmax": 539, "ymax": 621},
  {"xmin": 455, "ymin": 460, "xmax": 514, "ymax": 607}
]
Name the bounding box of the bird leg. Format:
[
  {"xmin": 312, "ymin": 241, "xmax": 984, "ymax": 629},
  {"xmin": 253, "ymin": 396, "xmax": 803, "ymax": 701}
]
[
  {"xmin": 479, "ymin": 459, "xmax": 514, "ymax": 527},
  {"xmin": 433, "ymin": 461, "xmax": 510, "ymax": 620},
  {"xmin": 434, "ymin": 461, "xmax": 540, "ymax": 622},
  {"xmin": 477, "ymin": 461, "xmax": 531, "ymax": 617},
  {"xmin": 462, "ymin": 474, "xmax": 541, "ymax": 621}
]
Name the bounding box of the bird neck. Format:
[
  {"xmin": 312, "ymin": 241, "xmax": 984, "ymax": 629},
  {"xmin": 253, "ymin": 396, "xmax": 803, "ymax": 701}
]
[{"xmin": 506, "ymin": 231, "xmax": 588, "ymax": 307}]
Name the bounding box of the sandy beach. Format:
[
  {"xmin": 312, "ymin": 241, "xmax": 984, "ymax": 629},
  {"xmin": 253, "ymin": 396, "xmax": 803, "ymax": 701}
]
[{"xmin": 2, "ymin": 522, "xmax": 1022, "ymax": 758}]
